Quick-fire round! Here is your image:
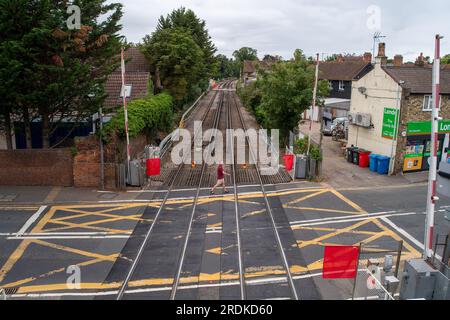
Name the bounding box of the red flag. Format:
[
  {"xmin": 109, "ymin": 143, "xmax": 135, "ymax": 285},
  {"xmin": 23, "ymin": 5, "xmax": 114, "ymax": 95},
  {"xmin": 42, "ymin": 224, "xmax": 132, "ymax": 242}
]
[
  {"xmin": 146, "ymin": 158, "xmax": 161, "ymax": 176},
  {"xmin": 323, "ymin": 246, "xmax": 359, "ymax": 279}
]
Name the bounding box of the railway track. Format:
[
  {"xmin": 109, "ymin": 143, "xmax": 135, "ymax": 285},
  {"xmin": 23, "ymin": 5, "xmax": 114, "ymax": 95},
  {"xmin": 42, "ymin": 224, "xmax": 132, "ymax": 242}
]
[
  {"xmin": 113, "ymin": 81, "xmax": 303, "ymax": 300},
  {"xmin": 115, "ymin": 90, "xmax": 222, "ymax": 300}
]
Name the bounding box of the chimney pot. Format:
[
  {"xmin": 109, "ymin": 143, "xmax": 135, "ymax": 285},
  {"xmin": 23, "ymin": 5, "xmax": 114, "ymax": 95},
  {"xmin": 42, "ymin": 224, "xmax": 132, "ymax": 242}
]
[
  {"xmin": 394, "ymin": 55, "xmax": 403, "ymax": 67},
  {"xmin": 377, "ymin": 43, "xmax": 386, "ymax": 58}
]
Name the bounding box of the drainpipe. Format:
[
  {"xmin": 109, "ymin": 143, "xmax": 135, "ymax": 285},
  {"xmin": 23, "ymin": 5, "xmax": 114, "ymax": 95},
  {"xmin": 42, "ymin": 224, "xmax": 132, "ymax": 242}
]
[{"xmin": 389, "ymin": 81, "xmax": 404, "ymax": 175}]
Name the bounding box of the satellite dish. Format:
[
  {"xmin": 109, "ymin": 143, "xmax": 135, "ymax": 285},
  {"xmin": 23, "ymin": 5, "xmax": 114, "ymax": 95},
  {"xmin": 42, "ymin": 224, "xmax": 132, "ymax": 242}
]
[{"xmin": 358, "ymin": 87, "xmax": 367, "ymax": 95}]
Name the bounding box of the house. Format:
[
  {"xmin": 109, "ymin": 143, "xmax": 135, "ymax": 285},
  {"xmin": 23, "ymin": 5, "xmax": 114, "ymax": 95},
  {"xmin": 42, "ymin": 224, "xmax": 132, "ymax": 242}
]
[
  {"xmin": 241, "ymin": 59, "xmax": 274, "ymax": 85},
  {"xmin": 305, "ymin": 53, "xmax": 373, "ymax": 122},
  {"xmin": 103, "ymin": 47, "xmax": 153, "ymax": 110},
  {"xmin": 347, "ymin": 43, "xmax": 450, "ymax": 175}
]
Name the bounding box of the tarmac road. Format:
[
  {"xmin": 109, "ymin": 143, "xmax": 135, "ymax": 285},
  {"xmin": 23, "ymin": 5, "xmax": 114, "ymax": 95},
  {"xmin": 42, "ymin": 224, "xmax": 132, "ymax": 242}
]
[{"xmin": 0, "ymin": 182, "xmax": 449, "ymax": 300}]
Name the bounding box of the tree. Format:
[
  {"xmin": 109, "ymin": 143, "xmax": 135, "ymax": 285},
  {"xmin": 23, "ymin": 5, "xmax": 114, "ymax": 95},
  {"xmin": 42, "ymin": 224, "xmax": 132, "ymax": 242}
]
[
  {"xmin": 144, "ymin": 7, "xmax": 218, "ymax": 105},
  {"xmin": 144, "ymin": 28, "xmax": 204, "ymax": 105},
  {"xmin": 442, "ymin": 54, "xmax": 450, "ymax": 64},
  {"xmin": 233, "ymin": 47, "xmax": 258, "ymax": 63},
  {"xmin": 256, "ymin": 50, "xmax": 329, "ymax": 140},
  {"xmin": 0, "ymin": 0, "xmax": 124, "ymax": 148},
  {"xmin": 215, "ymin": 54, "xmax": 240, "ymax": 79},
  {"xmin": 263, "ymin": 54, "xmax": 283, "ymax": 63}
]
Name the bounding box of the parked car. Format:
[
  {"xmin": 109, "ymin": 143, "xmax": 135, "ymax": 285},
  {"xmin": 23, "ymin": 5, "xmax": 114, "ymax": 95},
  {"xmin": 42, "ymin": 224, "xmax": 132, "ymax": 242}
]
[{"xmin": 322, "ymin": 117, "xmax": 348, "ymax": 136}]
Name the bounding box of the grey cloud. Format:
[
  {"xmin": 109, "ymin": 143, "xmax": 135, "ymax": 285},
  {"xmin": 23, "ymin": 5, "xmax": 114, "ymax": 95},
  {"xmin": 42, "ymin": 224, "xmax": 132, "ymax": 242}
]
[{"xmin": 112, "ymin": 0, "xmax": 450, "ymax": 61}]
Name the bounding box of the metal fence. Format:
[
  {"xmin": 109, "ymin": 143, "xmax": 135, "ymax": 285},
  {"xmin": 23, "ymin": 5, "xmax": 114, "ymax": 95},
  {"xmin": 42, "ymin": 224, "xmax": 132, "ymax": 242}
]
[{"xmin": 351, "ymin": 242, "xmax": 403, "ymax": 300}]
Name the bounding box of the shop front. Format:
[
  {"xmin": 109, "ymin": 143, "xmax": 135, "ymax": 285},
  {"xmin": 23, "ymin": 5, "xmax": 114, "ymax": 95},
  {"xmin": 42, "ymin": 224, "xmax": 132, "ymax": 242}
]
[{"xmin": 403, "ymin": 120, "xmax": 450, "ymax": 173}]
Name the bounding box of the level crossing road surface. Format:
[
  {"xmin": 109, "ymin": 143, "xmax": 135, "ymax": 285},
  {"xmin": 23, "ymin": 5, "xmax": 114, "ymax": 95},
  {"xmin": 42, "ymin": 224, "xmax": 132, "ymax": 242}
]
[{"xmin": 0, "ymin": 182, "xmax": 449, "ymax": 300}]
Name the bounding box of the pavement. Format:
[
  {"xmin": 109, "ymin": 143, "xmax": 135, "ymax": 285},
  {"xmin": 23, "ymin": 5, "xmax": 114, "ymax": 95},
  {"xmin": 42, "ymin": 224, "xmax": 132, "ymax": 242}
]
[{"xmin": 298, "ymin": 121, "xmax": 429, "ymax": 188}]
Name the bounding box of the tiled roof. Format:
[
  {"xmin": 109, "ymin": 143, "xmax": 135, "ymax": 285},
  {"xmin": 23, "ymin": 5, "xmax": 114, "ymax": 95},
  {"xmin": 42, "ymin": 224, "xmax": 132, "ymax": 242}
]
[
  {"xmin": 382, "ymin": 66, "xmax": 450, "ymax": 94},
  {"xmin": 122, "ymin": 47, "xmax": 153, "ymax": 72},
  {"xmin": 104, "ymin": 72, "xmax": 150, "ymax": 109},
  {"xmin": 103, "ymin": 48, "xmax": 152, "ymax": 109},
  {"xmin": 243, "ymin": 60, "xmax": 256, "ymax": 74},
  {"xmin": 319, "ymin": 60, "xmax": 370, "ymax": 81}
]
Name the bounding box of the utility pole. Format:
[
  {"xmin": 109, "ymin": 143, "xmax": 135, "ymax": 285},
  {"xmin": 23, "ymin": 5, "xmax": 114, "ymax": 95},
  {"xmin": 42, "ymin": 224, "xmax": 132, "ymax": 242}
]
[
  {"xmin": 121, "ymin": 48, "xmax": 131, "ymax": 184},
  {"xmin": 307, "ymin": 53, "xmax": 320, "ymax": 156},
  {"xmin": 99, "ymin": 107, "xmax": 105, "ymax": 190},
  {"xmin": 424, "ymin": 35, "xmax": 443, "ymax": 259}
]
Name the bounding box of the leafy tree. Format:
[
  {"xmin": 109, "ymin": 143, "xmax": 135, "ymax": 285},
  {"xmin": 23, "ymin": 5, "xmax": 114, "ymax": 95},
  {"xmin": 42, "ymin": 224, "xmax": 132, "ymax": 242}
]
[
  {"xmin": 263, "ymin": 54, "xmax": 283, "ymax": 63},
  {"xmin": 144, "ymin": 28, "xmax": 204, "ymax": 105},
  {"xmin": 0, "ymin": 0, "xmax": 124, "ymax": 148},
  {"xmin": 233, "ymin": 47, "xmax": 258, "ymax": 63},
  {"xmin": 215, "ymin": 54, "xmax": 240, "ymax": 79},
  {"xmin": 254, "ymin": 49, "xmax": 329, "ymax": 140},
  {"xmin": 442, "ymin": 54, "xmax": 450, "ymax": 64}
]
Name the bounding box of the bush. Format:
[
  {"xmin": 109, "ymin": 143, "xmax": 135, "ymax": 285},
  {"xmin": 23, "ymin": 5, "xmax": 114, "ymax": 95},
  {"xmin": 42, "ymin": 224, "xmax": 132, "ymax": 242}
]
[
  {"xmin": 104, "ymin": 93, "xmax": 174, "ymax": 141},
  {"xmin": 294, "ymin": 136, "xmax": 322, "ymax": 161}
]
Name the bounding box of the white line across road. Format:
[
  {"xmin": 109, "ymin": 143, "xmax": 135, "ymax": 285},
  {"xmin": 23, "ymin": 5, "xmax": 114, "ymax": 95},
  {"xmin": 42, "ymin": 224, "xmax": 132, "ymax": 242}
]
[
  {"xmin": 16, "ymin": 205, "xmax": 47, "ymax": 236},
  {"xmin": 8, "ymin": 272, "xmax": 326, "ymax": 299}
]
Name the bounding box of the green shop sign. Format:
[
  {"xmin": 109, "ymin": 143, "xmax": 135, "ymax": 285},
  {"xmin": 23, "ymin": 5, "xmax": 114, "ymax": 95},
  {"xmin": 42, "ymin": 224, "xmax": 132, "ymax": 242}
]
[
  {"xmin": 407, "ymin": 120, "xmax": 450, "ymax": 135},
  {"xmin": 382, "ymin": 107, "xmax": 399, "ymax": 139}
]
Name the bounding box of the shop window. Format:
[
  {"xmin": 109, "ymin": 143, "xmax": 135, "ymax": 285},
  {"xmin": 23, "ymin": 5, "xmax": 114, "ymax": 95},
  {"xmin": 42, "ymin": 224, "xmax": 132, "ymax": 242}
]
[{"xmin": 423, "ymin": 95, "xmax": 441, "ymax": 111}]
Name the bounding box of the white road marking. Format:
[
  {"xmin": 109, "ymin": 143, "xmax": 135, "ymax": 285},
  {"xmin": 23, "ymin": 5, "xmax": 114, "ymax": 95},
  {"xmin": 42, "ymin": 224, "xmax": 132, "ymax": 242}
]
[
  {"xmin": 8, "ymin": 235, "xmax": 130, "ymax": 240},
  {"xmin": 9, "ymin": 272, "xmax": 326, "ymax": 298},
  {"xmin": 16, "ymin": 206, "xmax": 47, "ymax": 236},
  {"xmin": 380, "ymin": 216, "xmax": 443, "ymax": 260},
  {"xmin": 289, "ymin": 211, "xmax": 398, "ymax": 226},
  {"xmin": 291, "ymin": 212, "xmax": 418, "ymax": 228}
]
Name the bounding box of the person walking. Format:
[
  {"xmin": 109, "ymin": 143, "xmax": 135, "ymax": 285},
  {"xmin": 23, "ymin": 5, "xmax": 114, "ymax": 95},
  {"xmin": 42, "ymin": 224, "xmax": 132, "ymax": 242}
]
[{"xmin": 211, "ymin": 163, "xmax": 230, "ymax": 195}]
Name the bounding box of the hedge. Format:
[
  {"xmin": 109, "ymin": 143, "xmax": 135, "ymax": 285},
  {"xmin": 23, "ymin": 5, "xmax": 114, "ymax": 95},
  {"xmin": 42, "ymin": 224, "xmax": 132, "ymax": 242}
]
[{"xmin": 104, "ymin": 93, "xmax": 174, "ymax": 140}]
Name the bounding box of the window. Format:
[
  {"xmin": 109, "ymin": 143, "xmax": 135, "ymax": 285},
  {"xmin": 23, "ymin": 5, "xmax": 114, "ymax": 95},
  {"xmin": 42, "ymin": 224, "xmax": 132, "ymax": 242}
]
[
  {"xmin": 328, "ymin": 81, "xmax": 334, "ymax": 90},
  {"xmin": 121, "ymin": 84, "xmax": 132, "ymax": 98},
  {"xmin": 338, "ymin": 80, "xmax": 345, "ymax": 91},
  {"xmin": 422, "ymin": 95, "xmax": 441, "ymax": 111}
]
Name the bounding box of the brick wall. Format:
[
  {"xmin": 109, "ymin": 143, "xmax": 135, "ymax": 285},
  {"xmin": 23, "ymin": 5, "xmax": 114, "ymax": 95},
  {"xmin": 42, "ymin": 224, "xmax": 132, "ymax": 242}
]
[
  {"xmin": 0, "ymin": 149, "xmax": 73, "ymax": 186},
  {"xmin": 393, "ymin": 93, "xmax": 450, "ymax": 174},
  {"xmin": 73, "ymin": 134, "xmax": 148, "ymax": 189}
]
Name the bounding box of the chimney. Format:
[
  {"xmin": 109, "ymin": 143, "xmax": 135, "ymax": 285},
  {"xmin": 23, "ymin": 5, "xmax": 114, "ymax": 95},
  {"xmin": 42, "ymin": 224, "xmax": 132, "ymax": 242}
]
[
  {"xmin": 377, "ymin": 43, "xmax": 386, "ymax": 58},
  {"xmin": 415, "ymin": 52, "xmax": 426, "ymax": 66},
  {"xmin": 394, "ymin": 55, "xmax": 403, "ymax": 67},
  {"xmin": 376, "ymin": 42, "xmax": 387, "ymax": 65},
  {"xmin": 363, "ymin": 52, "xmax": 372, "ymax": 63}
]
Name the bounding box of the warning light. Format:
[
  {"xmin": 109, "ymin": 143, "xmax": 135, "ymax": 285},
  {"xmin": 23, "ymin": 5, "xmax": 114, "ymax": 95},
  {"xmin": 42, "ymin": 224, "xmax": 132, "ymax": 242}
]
[
  {"xmin": 242, "ymin": 163, "xmax": 247, "ymax": 169},
  {"xmin": 192, "ymin": 161, "xmax": 196, "ymax": 168}
]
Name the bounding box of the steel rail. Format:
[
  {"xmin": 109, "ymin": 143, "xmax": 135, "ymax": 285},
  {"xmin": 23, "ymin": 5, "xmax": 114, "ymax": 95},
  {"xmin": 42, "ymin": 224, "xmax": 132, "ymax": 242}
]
[
  {"xmin": 170, "ymin": 91, "xmax": 225, "ymax": 300},
  {"xmin": 226, "ymin": 91, "xmax": 246, "ymax": 300},
  {"xmin": 231, "ymin": 93, "xmax": 299, "ymax": 300},
  {"xmin": 116, "ymin": 91, "xmax": 219, "ymax": 300}
]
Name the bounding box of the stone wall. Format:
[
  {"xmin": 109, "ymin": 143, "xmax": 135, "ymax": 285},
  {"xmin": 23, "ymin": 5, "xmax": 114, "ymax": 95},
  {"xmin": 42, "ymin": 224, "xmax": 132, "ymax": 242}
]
[{"xmin": 0, "ymin": 149, "xmax": 73, "ymax": 186}]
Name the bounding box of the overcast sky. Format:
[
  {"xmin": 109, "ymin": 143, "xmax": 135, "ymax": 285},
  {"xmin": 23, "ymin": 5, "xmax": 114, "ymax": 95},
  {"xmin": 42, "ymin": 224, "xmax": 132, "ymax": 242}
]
[{"xmin": 112, "ymin": 0, "xmax": 450, "ymax": 62}]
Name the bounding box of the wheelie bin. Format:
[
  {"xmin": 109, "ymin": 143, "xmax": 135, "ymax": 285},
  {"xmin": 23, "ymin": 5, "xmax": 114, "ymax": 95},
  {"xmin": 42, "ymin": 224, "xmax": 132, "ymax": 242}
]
[
  {"xmin": 352, "ymin": 148, "xmax": 360, "ymax": 165},
  {"xmin": 377, "ymin": 155, "xmax": 390, "ymax": 175},
  {"xmin": 369, "ymin": 154, "xmax": 379, "ymax": 172},
  {"xmin": 358, "ymin": 150, "xmax": 371, "ymax": 168},
  {"xmin": 346, "ymin": 147, "xmax": 354, "ymax": 163}
]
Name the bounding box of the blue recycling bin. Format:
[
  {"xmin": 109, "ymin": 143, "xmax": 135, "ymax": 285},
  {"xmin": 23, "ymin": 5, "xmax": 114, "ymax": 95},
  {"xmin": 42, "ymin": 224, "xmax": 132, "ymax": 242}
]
[
  {"xmin": 377, "ymin": 155, "xmax": 390, "ymax": 175},
  {"xmin": 369, "ymin": 154, "xmax": 379, "ymax": 172}
]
